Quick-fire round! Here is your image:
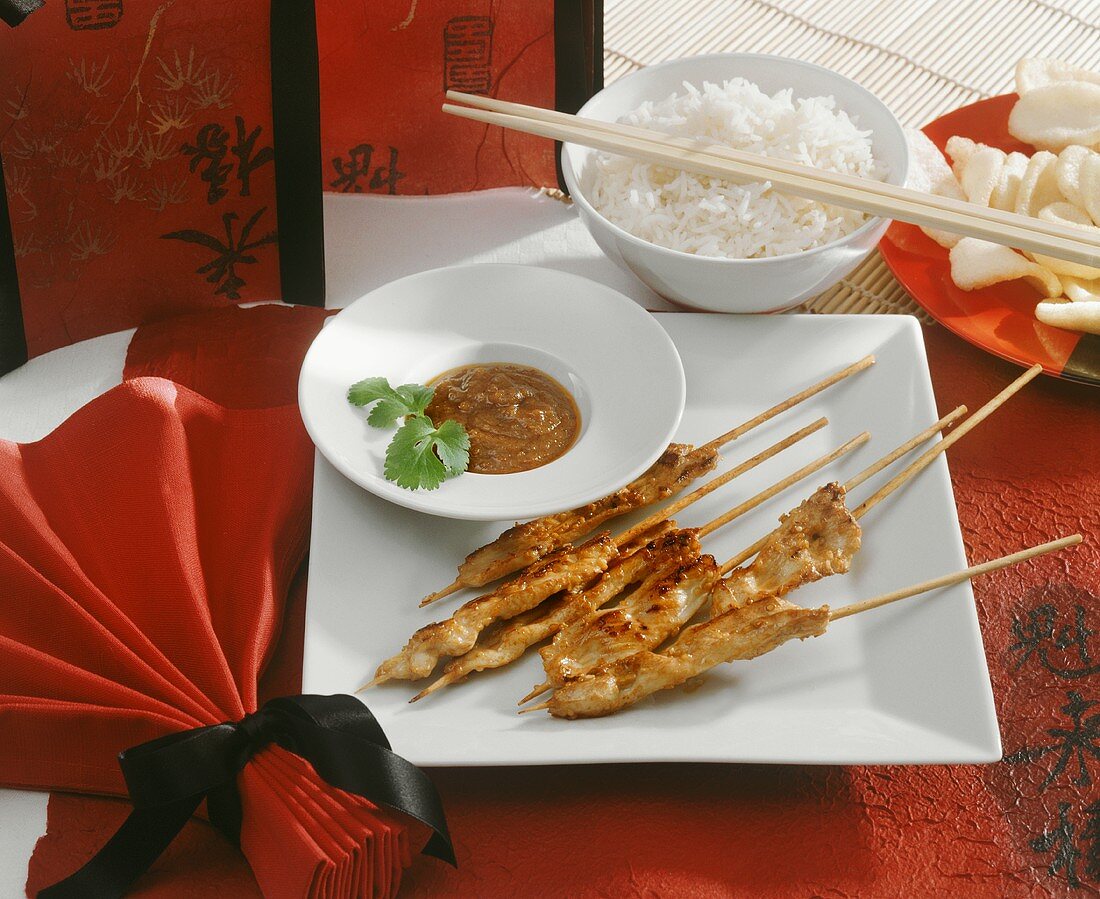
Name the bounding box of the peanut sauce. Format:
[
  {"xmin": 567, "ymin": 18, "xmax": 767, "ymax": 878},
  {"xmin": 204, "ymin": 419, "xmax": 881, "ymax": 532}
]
[{"xmin": 426, "ymin": 363, "xmax": 580, "ymax": 474}]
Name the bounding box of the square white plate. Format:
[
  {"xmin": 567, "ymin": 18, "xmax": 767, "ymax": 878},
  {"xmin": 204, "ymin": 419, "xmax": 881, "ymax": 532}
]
[{"xmin": 303, "ymin": 314, "xmax": 1001, "ymax": 765}]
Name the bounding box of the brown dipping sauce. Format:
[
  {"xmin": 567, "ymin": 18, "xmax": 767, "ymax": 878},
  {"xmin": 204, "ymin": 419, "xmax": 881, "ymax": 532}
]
[{"xmin": 425, "ymin": 363, "xmax": 580, "ymax": 474}]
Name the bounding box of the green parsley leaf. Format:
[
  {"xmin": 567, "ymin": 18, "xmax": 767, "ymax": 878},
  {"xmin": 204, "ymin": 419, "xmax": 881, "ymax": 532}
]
[
  {"xmin": 384, "ymin": 414, "xmax": 471, "ymax": 491},
  {"xmin": 347, "ymin": 377, "xmax": 435, "ymax": 428}
]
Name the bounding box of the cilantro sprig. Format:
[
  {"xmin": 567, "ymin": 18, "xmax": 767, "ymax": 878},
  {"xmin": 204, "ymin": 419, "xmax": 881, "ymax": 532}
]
[
  {"xmin": 347, "ymin": 377, "xmax": 434, "ymax": 427},
  {"xmin": 347, "ymin": 376, "xmax": 470, "ymax": 491}
]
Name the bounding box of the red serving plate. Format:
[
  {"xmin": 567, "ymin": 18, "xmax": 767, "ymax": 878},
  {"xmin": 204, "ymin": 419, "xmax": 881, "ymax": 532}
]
[{"xmin": 878, "ymin": 93, "xmax": 1100, "ymax": 386}]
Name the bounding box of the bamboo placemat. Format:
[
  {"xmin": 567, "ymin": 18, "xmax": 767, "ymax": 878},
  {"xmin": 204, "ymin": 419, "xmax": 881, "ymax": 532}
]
[{"xmin": 603, "ymin": 0, "xmax": 1100, "ymax": 318}]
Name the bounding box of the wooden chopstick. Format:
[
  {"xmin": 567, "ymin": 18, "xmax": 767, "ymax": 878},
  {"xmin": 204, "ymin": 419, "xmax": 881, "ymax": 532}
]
[{"xmin": 443, "ymin": 93, "xmax": 1100, "ymax": 268}]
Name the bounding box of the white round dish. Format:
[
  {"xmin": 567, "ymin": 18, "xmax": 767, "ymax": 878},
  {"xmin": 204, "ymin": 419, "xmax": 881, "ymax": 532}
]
[
  {"xmin": 298, "ymin": 264, "xmax": 686, "ymax": 521},
  {"xmin": 560, "ymin": 53, "xmax": 909, "ymax": 313}
]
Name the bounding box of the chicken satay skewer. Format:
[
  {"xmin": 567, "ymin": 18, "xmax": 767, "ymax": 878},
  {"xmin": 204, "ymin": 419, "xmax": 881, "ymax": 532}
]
[
  {"xmin": 367, "ymin": 420, "xmax": 837, "ymax": 689},
  {"xmin": 719, "ymin": 406, "xmax": 967, "ymax": 574},
  {"xmin": 410, "ymin": 543, "xmax": 711, "ymax": 703},
  {"xmin": 418, "ymin": 441, "xmax": 717, "ymax": 606},
  {"xmin": 719, "ymin": 363, "xmax": 1041, "ymax": 576},
  {"xmin": 519, "ymin": 414, "xmax": 969, "ymax": 705},
  {"xmin": 426, "ymin": 413, "xmax": 826, "ymax": 615},
  {"xmin": 523, "ymin": 534, "xmax": 1082, "ymax": 718},
  {"xmin": 421, "ymin": 355, "xmax": 875, "ymax": 605},
  {"xmin": 409, "ymin": 430, "xmax": 870, "ymax": 702},
  {"xmin": 517, "ymin": 433, "xmax": 869, "ymax": 704}
]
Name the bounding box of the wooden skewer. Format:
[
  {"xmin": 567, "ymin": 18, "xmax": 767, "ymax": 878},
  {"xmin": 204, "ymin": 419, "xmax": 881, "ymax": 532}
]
[
  {"xmin": 411, "ymin": 675, "xmax": 455, "ymax": 703},
  {"xmin": 720, "ymin": 406, "xmax": 966, "ymax": 574},
  {"xmin": 420, "ymin": 357, "xmax": 873, "ymax": 606},
  {"xmin": 709, "ymin": 431, "xmax": 869, "ymax": 575},
  {"xmin": 444, "ymin": 93, "xmax": 1100, "ymax": 268},
  {"xmin": 722, "ymin": 363, "xmax": 1039, "ymax": 577},
  {"xmin": 698, "ymin": 431, "xmax": 869, "ymax": 538},
  {"xmin": 828, "ymin": 535, "xmax": 1082, "ymax": 620},
  {"xmin": 699, "ymin": 356, "xmax": 873, "ymax": 454},
  {"xmin": 419, "ymin": 423, "xmax": 830, "ymax": 700},
  {"xmin": 518, "ymin": 701, "xmax": 552, "ymax": 715},
  {"xmin": 421, "ymin": 579, "xmax": 464, "ymax": 606},
  {"xmin": 852, "ymin": 364, "xmax": 1042, "ymax": 519},
  {"xmin": 844, "ymin": 405, "xmax": 966, "ymax": 491},
  {"xmin": 615, "ymin": 417, "xmax": 827, "ymax": 547},
  {"xmin": 518, "ymin": 682, "xmax": 552, "ymax": 705},
  {"xmin": 518, "ymin": 431, "xmax": 869, "ymax": 706},
  {"xmin": 520, "ymin": 535, "xmax": 1082, "ymax": 713}
]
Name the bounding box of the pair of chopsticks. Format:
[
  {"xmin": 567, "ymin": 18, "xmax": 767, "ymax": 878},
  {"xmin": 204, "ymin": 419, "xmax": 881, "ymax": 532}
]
[{"xmin": 443, "ymin": 91, "xmax": 1100, "ymax": 269}]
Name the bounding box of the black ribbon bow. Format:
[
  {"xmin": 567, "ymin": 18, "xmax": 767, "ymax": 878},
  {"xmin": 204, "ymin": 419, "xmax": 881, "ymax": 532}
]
[
  {"xmin": 39, "ymin": 694, "xmax": 455, "ymax": 899},
  {"xmin": 0, "ymin": 0, "xmax": 43, "ymax": 27}
]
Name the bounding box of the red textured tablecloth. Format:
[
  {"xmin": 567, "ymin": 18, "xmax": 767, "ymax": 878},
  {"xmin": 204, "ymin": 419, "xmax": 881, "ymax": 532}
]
[{"xmin": 22, "ymin": 306, "xmax": 1100, "ymax": 897}]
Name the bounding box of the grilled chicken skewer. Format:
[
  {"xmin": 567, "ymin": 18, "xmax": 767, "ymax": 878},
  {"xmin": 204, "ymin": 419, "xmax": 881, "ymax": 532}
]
[
  {"xmin": 518, "ymin": 412, "xmax": 969, "ymax": 705},
  {"xmin": 421, "ymin": 356, "xmax": 874, "ymax": 605},
  {"xmin": 718, "ymin": 409, "xmax": 965, "ymax": 576},
  {"xmin": 536, "ymin": 596, "xmax": 830, "ymax": 719},
  {"xmin": 541, "ymin": 555, "xmax": 723, "ymax": 684},
  {"xmin": 419, "ymin": 416, "xmax": 828, "ymax": 612},
  {"xmin": 525, "ymin": 535, "xmax": 1081, "ymax": 719},
  {"xmin": 709, "ymin": 483, "xmax": 862, "ymax": 615},
  {"xmin": 404, "ymin": 430, "xmax": 868, "ymax": 700},
  {"xmin": 409, "ymin": 525, "xmax": 700, "ymax": 701},
  {"xmin": 421, "ymin": 443, "xmax": 717, "ymax": 606},
  {"xmin": 366, "ymin": 532, "xmax": 616, "ymax": 686},
  {"xmin": 367, "ymin": 419, "xmax": 834, "ymax": 689},
  {"xmin": 528, "ymin": 481, "xmax": 862, "ymax": 702}
]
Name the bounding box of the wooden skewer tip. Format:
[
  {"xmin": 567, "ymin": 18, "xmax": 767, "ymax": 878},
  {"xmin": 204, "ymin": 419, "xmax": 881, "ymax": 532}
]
[
  {"xmin": 420, "ymin": 580, "xmax": 462, "ymax": 607},
  {"xmin": 518, "ymin": 701, "xmax": 552, "ymax": 715},
  {"xmin": 519, "ymin": 683, "xmax": 552, "ymax": 705},
  {"xmin": 409, "ymin": 676, "xmax": 454, "ymax": 703}
]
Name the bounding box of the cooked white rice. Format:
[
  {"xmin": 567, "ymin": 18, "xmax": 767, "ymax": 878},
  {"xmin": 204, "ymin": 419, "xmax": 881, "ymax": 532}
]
[{"xmin": 587, "ymin": 78, "xmax": 883, "ymax": 258}]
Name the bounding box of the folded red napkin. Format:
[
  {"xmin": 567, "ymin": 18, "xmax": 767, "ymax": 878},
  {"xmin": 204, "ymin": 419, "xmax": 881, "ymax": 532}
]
[{"xmin": 0, "ymin": 374, "xmax": 430, "ymax": 897}]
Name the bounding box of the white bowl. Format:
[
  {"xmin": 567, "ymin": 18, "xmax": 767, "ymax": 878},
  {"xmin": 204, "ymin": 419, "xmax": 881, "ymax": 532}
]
[
  {"xmin": 298, "ymin": 264, "xmax": 686, "ymax": 521},
  {"xmin": 561, "ymin": 53, "xmax": 909, "ymax": 313}
]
